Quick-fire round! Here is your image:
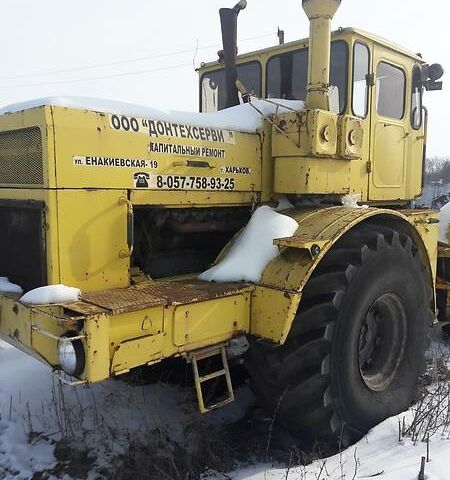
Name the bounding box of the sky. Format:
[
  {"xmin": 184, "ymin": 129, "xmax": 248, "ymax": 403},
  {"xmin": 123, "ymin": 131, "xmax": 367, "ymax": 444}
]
[{"xmin": 0, "ymin": 0, "xmax": 448, "ymax": 157}]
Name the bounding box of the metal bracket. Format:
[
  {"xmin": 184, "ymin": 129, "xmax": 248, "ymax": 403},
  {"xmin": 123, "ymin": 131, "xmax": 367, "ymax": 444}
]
[
  {"xmin": 119, "ymin": 196, "xmax": 134, "ymax": 257},
  {"xmin": 274, "ymin": 235, "xmax": 329, "ymax": 258},
  {"xmin": 53, "ymin": 369, "xmax": 87, "ymax": 386},
  {"xmin": 31, "ymin": 325, "xmax": 85, "ymax": 342}
]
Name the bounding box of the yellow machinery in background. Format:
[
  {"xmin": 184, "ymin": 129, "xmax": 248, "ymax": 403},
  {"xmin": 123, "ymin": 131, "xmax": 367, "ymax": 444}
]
[
  {"xmin": 437, "ymin": 223, "xmax": 450, "ymax": 332},
  {"xmin": 0, "ymin": 0, "xmax": 444, "ymax": 443}
]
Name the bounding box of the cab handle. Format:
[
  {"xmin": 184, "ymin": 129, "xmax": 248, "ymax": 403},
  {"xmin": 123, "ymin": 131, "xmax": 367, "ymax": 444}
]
[{"xmin": 172, "ymin": 160, "xmax": 214, "ymax": 169}]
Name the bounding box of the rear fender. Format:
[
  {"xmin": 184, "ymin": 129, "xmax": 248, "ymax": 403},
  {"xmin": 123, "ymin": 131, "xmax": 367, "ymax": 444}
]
[{"xmin": 251, "ymin": 206, "xmax": 438, "ymax": 344}]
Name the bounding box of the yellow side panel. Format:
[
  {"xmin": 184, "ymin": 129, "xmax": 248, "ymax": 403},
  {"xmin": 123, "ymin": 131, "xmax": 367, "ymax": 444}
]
[
  {"xmin": 274, "ymin": 156, "xmax": 351, "ymax": 194},
  {"xmin": 0, "ymin": 297, "xmax": 32, "ymax": 348},
  {"xmin": 0, "ymin": 297, "xmax": 66, "ymax": 367},
  {"xmin": 111, "ymin": 334, "xmax": 164, "ymax": 375},
  {"xmin": 83, "ymin": 314, "xmax": 111, "ymax": 383},
  {"xmin": 130, "ymin": 189, "xmax": 256, "ymax": 207},
  {"xmin": 50, "ymin": 106, "xmax": 262, "ymax": 200},
  {"xmin": 172, "ymin": 294, "xmax": 250, "ymax": 347},
  {"xmin": 56, "ymin": 189, "xmax": 129, "ymax": 292},
  {"xmin": 109, "ymin": 307, "xmax": 164, "ymax": 347},
  {"xmin": 251, "ymin": 286, "xmax": 301, "ymax": 343},
  {"xmin": 413, "ymin": 220, "xmax": 439, "ymax": 281}
]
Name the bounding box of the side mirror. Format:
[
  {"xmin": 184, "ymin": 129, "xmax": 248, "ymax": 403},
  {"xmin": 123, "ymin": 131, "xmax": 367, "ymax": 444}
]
[
  {"xmin": 428, "ymin": 63, "xmax": 444, "ymax": 82},
  {"xmin": 422, "ymin": 63, "xmax": 444, "ymax": 91}
]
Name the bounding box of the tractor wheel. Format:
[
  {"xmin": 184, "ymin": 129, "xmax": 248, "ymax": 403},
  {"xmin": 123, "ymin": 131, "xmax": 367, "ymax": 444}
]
[{"xmin": 246, "ymin": 223, "xmax": 433, "ymax": 444}]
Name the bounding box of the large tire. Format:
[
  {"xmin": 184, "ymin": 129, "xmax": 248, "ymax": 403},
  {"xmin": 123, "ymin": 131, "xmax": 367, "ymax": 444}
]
[{"xmin": 246, "ymin": 222, "xmax": 433, "ymax": 444}]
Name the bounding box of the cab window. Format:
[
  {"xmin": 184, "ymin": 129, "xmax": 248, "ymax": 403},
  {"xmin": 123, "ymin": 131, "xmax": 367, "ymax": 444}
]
[
  {"xmin": 376, "ymin": 61, "xmax": 406, "ymax": 120},
  {"xmin": 411, "ymin": 66, "xmax": 423, "ymax": 129},
  {"xmin": 352, "ymin": 42, "xmax": 370, "ymax": 118},
  {"xmin": 266, "ymin": 40, "xmax": 349, "ymax": 114},
  {"xmin": 200, "ymin": 61, "xmax": 262, "ymax": 113}
]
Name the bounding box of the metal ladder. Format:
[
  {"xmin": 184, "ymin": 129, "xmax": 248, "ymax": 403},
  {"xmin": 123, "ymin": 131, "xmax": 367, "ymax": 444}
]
[{"xmin": 189, "ymin": 344, "xmax": 234, "ymax": 413}]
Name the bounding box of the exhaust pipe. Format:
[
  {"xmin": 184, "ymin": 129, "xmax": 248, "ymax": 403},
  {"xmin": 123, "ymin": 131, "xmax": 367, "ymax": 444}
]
[
  {"xmin": 302, "ymin": 0, "xmax": 341, "ymax": 110},
  {"xmin": 219, "ymin": 0, "xmax": 247, "ymax": 108}
]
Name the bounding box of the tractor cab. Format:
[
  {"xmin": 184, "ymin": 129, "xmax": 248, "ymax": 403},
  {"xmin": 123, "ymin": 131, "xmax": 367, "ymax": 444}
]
[{"xmin": 198, "ymin": 28, "xmax": 443, "ymax": 203}]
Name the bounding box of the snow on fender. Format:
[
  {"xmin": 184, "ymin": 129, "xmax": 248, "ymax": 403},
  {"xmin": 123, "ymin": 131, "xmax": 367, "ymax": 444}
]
[
  {"xmin": 341, "ymin": 193, "xmax": 369, "ymax": 209},
  {"xmin": 199, "ymin": 205, "xmax": 299, "ymax": 283},
  {"xmin": 20, "ymin": 285, "xmax": 81, "ymax": 305}
]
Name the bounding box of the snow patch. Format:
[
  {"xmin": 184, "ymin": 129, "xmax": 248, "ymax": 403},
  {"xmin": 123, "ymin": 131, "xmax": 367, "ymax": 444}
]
[
  {"xmin": 232, "ymin": 410, "xmax": 450, "ymax": 480},
  {"xmin": 341, "ymin": 193, "xmax": 369, "ymax": 209},
  {"xmin": 227, "ymin": 336, "xmax": 250, "ymax": 358},
  {"xmin": 439, "ymin": 202, "xmax": 450, "ymax": 244},
  {"xmin": 20, "ymin": 285, "xmax": 80, "ymax": 305},
  {"xmin": 0, "ymin": 277, "xmax": 23, "ymax": 295},
  {"xmin": 199, "ymin": 206, "xmax": 298, "ymax": 283},
  {"xmin": 275, "ymin": 196, "xmax": 294, "ymax": 212},
  {"xmin": 0, "ymin": 96, "xmax": 305, "ymax": 134},
  {"xmin": 0, "ymin": 338, "xmax": 254, "ymax": 479},
  {"xmin": 0, "ymin": 420, "xmax": 56, "ymax": 479}
]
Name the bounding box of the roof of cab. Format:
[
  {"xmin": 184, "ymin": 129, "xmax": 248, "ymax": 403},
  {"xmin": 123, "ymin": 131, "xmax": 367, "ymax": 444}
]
[{"xmin": 199, "ymin": 27, "xmax": 424, "ymax": 71}]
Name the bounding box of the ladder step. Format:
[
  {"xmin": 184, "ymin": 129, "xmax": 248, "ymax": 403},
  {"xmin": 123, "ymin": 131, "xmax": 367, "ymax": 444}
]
[
  {"xmin": 189, "ymin": 344, "xmax": 234, "ymax": 413},
  {"xmin": 199, "ymin": 369, "xmax": 227, "ymax": 383},
  {"xmin": 192, "ymin": 345, "xmax": 224, "ymax": 361},
  {"xmin": 204, "ymin": 397, "xmax": 234, "ymax": 412}
]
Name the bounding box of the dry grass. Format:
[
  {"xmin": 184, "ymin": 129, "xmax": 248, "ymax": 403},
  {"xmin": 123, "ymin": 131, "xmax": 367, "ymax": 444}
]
[
  {"xmin": 402, "ymin": 343, "xmax": 450, "ymax": 444},
  {"xmin": 26, "ymin": 337, "xmax": 450, "ymax": 479}
]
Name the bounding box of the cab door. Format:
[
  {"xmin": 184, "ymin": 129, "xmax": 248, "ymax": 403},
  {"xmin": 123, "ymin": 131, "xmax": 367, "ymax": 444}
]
[{"xmin": 369, "ymin": 48, "xmax": 408, "ymax": 200}]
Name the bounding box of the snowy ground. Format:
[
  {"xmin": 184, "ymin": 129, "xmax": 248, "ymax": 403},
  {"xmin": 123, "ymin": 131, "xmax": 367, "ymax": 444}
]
[{"xmin": 0, "ymin": 335, "xmax": 449, "ymax": 479}]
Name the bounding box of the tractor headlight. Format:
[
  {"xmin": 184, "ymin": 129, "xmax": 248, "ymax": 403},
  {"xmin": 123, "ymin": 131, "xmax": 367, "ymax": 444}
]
[{"xmin": 58, "ymin": 336, "xmax": 85, "ymax": 377}]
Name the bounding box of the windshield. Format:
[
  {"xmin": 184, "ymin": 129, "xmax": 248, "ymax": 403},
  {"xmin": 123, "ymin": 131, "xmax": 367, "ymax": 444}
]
[
  {"xmin": 200, "ymin": 40, "xmax": 349, "ymax": 114},
  {"xmin": 267, "ymin": 40, "xmax": 348, "ymax": 114},
  {"xmin": 201, "ymin": 61, "xmax": 262, "ymax": 113}
]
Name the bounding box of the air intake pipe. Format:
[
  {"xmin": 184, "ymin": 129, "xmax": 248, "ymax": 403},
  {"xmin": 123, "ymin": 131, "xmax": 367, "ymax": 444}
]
[
  {"xmin": 302, "ymin": 0, "xmax": 341, "ymax": 110},
  {"xmin": 219, "ymin": 0, "xmax": 247, "ymax": 108}
]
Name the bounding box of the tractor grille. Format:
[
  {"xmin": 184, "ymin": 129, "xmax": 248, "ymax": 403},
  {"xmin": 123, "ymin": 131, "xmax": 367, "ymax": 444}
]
[
  {"xmin": 0, "ymin": 127, "xmax": 44, "ymax": 187},
  {"xmin": 0, "ymin": 201, "xmax": 47, "ymax": 291}
]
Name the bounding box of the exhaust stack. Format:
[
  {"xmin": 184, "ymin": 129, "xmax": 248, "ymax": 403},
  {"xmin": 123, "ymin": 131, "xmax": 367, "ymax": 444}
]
[
  {"xmin": 302, "ymin": 0, "xmax": 341, "ymax": 110},
  {"xmin": 219, "ymin": 0, "xmax": 247, "ymax": 108}
]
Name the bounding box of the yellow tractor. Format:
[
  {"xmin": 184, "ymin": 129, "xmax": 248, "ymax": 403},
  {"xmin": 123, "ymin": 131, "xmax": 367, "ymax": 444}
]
[{"xmin": 0, "ymin": 0, "xmax": 445, "ymax": 443}]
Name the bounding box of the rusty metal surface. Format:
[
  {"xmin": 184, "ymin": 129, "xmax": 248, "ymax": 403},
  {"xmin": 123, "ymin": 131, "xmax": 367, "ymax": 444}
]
[
  {"xmin": 81, "ymin": 279, "xmax": 253, "ymax": 315},
  {"xmin": 62, "ymin": 302, "xmax": 109, "ymax": 316},
  {"xmin": 401, "ymin": 209, "xmax": 436, "ymax": 216}
]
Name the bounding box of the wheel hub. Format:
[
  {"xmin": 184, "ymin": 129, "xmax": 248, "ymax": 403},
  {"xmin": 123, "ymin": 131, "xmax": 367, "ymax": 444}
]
[{"xmin": 358, "ymin": 293, "xmax": 407, "ymax": 392}]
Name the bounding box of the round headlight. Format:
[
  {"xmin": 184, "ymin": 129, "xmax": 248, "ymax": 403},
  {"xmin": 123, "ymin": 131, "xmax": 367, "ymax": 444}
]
[{"xmin": 58, "ymin": 336, "xmax": 85, "ymax": 376}]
